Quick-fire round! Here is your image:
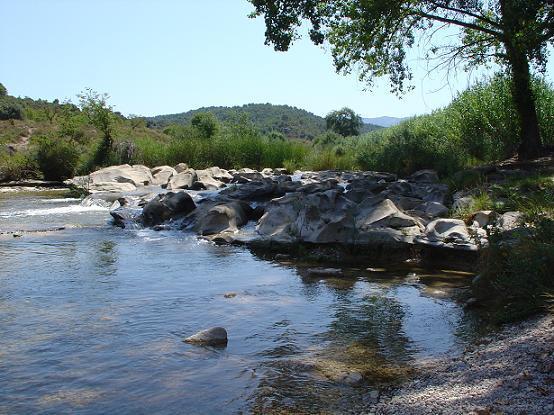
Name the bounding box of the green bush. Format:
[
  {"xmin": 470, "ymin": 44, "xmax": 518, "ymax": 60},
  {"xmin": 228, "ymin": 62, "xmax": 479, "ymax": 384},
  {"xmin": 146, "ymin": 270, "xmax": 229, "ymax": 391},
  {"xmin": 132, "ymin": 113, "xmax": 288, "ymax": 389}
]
[
  {"xmin": 0, "ymin": 98, "xmax": 24, "ymax": 120},
  {"xmin": 475, "ymin": 218, "xmax": 554, "ymax": 322},
  {"xmin": 354, "ymin": 74, "xmax": 554, "ymax": 177},
  {"xmin": 36, "ymin": 137, "xmax": 80, "ymax": 181},
  {"xmin": 0, "ymin": 152, "xmax": 39, "ymax": 181}
]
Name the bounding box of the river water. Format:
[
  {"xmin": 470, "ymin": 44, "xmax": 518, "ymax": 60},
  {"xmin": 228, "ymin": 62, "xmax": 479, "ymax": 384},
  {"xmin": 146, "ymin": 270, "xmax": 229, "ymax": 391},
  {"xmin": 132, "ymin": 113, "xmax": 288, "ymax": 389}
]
[{"xmin": 0, "ymin": 191, "xmax": 480, "ymax": 414}]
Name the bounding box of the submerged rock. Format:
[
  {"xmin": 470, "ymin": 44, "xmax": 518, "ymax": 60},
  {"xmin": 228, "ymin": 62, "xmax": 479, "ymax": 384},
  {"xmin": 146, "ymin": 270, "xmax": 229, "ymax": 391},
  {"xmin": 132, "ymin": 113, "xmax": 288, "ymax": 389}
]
[{"xmin": 184, "ymin": 327, "xmax": 228, "ymax": 346}]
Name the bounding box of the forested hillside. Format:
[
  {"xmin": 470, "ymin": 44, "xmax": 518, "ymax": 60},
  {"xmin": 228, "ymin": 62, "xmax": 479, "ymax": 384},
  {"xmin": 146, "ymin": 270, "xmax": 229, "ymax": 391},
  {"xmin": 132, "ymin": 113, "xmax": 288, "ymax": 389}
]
[{"xmin": 146, "ymin": 103, "xmax": 381, "ymax": 140}]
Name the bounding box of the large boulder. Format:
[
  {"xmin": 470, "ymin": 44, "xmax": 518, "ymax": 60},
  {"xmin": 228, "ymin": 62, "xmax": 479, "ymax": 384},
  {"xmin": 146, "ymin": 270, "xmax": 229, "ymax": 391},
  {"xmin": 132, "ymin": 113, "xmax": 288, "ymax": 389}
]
[
  {"xmin": 142, "ymin": 191, "xmax": 196, "ymax": 226},
  {"xmin": 89, "ymin": 164, "xmax": 153, "ymax": 187},
  {"xmin": 174, "ymin": 163, "xmax": 189, "ymax": 173},
  {"xmin": 257, "ymin": 189, "xmax": 358, "ymax": 244},
  {"xmin": 151, "ymin": 166, "xmax": 177, "ymax": 186},
  {"xmin": 204, "ymin": 167, "xmax": 233, "ymax": 183},
  {"xmin": 167, "ymin": 170, "xmax": 197, "ymax": 190},
  {"xmin": 193, "ymin": 201, "xmax": 253, "ymax": 235},
  {"xmin": 85, "ymin": 181, "xmax": 137, "ymax": 193}
]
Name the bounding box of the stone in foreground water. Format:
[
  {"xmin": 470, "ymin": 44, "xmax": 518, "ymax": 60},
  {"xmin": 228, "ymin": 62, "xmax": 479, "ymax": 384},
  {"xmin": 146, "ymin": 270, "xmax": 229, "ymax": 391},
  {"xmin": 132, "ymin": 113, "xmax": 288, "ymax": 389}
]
[{"xmin": 184, "ymin": 327, "xmax": 228, "ymax": 346}]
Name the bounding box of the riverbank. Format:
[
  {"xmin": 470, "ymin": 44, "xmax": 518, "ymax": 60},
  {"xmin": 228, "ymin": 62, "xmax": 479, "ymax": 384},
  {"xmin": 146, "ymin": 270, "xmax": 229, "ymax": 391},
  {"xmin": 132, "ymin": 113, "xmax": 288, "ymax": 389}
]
[{"xmin": 364, "ymin": 313, "xmax": 553, "ymax": 415}]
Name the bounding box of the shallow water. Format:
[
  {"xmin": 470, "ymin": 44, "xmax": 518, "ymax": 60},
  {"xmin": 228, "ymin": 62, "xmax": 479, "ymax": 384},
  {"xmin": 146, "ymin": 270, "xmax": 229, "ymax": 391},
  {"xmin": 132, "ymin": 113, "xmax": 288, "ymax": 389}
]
[{"xmin": 0, "ymin": 192, "xmax": 480, "ymax": 414}]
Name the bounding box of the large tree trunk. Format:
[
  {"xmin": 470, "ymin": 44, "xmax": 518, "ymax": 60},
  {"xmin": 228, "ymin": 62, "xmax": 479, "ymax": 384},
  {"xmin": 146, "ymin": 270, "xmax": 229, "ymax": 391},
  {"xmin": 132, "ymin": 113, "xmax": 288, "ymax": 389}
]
[
  {"xmin": 500, "ymin": 0, "xmax": 543, "ymax": 160},
  {"xmin": 506, "ymin": 46, "xmax": 543, "ymax": 160}
]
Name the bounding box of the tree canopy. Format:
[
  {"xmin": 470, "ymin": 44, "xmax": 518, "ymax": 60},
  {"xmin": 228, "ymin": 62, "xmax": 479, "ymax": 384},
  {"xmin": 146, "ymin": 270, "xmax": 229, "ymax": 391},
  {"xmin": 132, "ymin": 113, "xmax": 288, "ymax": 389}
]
[
  {"xmin": 325, "ymin": 107, "xmax": 362, "ymax": 136},
  {"xmin": 249, "ymin": 0, "xmax": 554, "ymax": 159}
]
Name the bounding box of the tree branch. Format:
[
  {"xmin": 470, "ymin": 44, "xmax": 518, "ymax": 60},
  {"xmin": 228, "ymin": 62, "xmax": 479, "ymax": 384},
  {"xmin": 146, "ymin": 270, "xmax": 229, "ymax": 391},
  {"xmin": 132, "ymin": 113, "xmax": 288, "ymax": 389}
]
[
  {"xmin": 415, "ymin": 10, "xmax": 503, "ymax": 38},
  {"xmin": 427, "ymin": 1, "xmax": 501, "ymax": 28}
]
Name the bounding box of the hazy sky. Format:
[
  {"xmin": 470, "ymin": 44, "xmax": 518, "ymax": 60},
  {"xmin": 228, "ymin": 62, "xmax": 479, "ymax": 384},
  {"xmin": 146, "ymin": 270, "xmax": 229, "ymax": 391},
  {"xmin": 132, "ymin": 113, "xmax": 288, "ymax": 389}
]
[{"xmin": 1, "ymin": 0, "xmax": 552, "ymax": 118}]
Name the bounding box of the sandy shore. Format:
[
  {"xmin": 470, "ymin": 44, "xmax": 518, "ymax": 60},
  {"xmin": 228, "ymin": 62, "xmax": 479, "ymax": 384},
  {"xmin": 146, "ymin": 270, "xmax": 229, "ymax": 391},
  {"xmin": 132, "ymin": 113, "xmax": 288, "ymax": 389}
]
[{"xmin": 363, "ymin": 314, "xmax": 553, "ymax": 415}]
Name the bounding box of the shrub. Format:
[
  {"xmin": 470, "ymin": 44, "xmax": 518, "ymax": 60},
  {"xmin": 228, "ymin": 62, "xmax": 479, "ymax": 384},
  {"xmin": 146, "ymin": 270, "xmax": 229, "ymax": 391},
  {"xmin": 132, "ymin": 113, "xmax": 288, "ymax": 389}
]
[
  {"xmin": 190, "ymin": 112, "xmax": 220, "ymax": 138},
  {"xmin": 0, "ymin": 82, "xmax": 7, "ymax": 97},
  {"xmin": 0, "ymin": 98, "xmax": 24, "ymax": 120},
  {"xmin": 0, "ymin": 152, "xmax": 39, "ymax": 181},
  {"xmin": 475, "ymin": 218, "xmax": 554, "ymax": 322},
  {"xmin": 36, "ymin": 137, "xmax": 80, "ymax": 181}
]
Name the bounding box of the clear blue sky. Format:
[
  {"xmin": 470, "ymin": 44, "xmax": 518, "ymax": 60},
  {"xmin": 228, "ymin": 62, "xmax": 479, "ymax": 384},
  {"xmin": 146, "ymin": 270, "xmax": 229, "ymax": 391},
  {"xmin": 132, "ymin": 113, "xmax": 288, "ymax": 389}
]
[{"xmin": 1, "ymin": 0, "xmax": 552, "ymax": 118}]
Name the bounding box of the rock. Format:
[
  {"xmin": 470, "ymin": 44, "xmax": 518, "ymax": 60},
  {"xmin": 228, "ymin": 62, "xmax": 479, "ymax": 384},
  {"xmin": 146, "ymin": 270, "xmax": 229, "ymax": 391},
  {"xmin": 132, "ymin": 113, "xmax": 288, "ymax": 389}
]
[
  {"xmin": 110, "ymin": 207, "xmax": 142, "ymax": 228},
  {"xmin": 257, "ymin": 189, "xmax": 358, "ymax": 244},
  {"xmin": 193, "ymin": 201, "xmax": 253, "ymax": 235},
  {"xmin": 423, "ymin": 201, "xmax": 449, "ymax": 218},
  {"xmin": 142, "ymin": 191, "xmax": 196, "ymax": 226},
  {"xmin": 223, "ymin": 292, "xmax": 237, "ymax": 298},
  {"xmin": 89, "ymin": 164, "xmax": 153, "ymax": 187},
  {"xmin": 339, "ymin": 372, "xmax": 363, "ymax": 386},
  {"xmin": 151, "ymin": 165, "xmax": 177, "ymax": 186},
  {"xmin": 408, "ymin": 169, "xmax": 439, "ymax": 183},
  {"xmin": 174, "ymin": 163, "xmax": 189, "ymax": 173},
  {"xmin": 452, "ymin": 195, "xmax": 474, "ymax": 211},
  {"xmin": 204, "ymin": 166, "xmax": 233, "ymax": 183},
  {"xmin": 298, "ymin": 179, "xmax": 341, "ymax": 194},
  {"xmin": 304, "ymin": 268, "xmax": 343, "ymax": 278},
  {"xmin": 356, "ymin": 198, "xmax": 420, "ymax": 230},
  {"xmin": 192, "ymin": 169, "xmax": 227, "ymax": 190},
  {"xmin": 261, "ymin": 168, "xmax": 274, "ymax": 176},
  {"xmin": 184, "ymin": 327, "xmax": 228, "ymax": 346},
  {"xmin": 167, "ymin": 170, "xmax": 197, "ymax": 190},
  {"xmin": 472, "ymin": 210, "xmax": 495, "ymax": 228},
  {"xmin": 274, "ymin": 168, "xmax": 289, "ymax": 175},
  {"xmin": 87, "ymin": 181, "xmax": 137, "ymax": 193},
  {"xmin": 274, "ymin": 254, "xmax": 291, "ymax": 261},
  {"xmin": 497, "ymin": 211, "xmax": 523, "ymax": 231},
  {"xmin": 232, "ymin": 168, "xmax": 264, "ymax": 183},
  {"xmin": 416, "ymin": 218, "xmax": 476, "ymax": 250},
  {"xmin": 220, "ymin": 178, "xmax": 276, "ymax": 200}
]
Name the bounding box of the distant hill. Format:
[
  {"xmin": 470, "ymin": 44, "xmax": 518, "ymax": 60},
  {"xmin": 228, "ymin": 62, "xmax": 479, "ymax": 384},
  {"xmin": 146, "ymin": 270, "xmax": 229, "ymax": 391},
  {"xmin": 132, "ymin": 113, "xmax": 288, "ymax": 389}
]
[
  {"xmin": 362, "ymin": 116, "xmax": 409, "ymax": 128},
  {"xmin": 146, "ymin": 103, "xmax": 382, "ymax": 140}
]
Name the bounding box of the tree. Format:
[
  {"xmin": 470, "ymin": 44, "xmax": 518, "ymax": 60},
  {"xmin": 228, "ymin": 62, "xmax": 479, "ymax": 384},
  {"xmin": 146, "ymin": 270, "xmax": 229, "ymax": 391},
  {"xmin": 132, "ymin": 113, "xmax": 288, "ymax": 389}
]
[
  {"xmin": 0, "ymin": 82, "xmax": 7, "ymax": 97},
  {"xmin": 325, "ymin": 107, "xmax": 362, "ymax": 136},
  {"xmin": 249, "ymin": 0, "xmax": 554, "ymax": 159},
  {"xmin": 191, "ymin": 112, "xmax": 220, "ymax": 138},
  {"xmin": 78, "ymin": 88, "xmax": 116, "ymax": 166}
]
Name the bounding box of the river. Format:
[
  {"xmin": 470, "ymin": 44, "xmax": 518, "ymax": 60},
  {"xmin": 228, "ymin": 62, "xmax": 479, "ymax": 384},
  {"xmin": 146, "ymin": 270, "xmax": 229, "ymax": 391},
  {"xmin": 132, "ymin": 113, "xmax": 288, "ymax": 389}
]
[{"xmin": 0, "ymin": 190, "xmax": 481, "ymax": 414}]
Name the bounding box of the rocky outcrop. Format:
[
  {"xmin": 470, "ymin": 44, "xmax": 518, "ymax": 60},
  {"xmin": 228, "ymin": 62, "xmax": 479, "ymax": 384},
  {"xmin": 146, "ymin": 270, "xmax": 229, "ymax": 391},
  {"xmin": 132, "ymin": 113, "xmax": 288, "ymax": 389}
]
[{"xmin": 95, "ymin": 166, "xmax": 491, "ymax": 253}]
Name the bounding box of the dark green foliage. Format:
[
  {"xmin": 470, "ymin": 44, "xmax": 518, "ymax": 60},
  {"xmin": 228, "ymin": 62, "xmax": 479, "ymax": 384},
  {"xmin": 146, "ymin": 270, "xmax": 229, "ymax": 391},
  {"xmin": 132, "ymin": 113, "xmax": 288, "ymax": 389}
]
[
  {"xmin": 0, "ymin": 83, "xmax": 7, "ymax": 97},
  {"xmin": 0, "ymin": 98, "xmax": 24, "ymax": 120},
  {"xmin": 325, "ymin": 107, "xmax": 362, "ymax": 136},
  {"xmin": 476, "ymin": 218, "xmax": 554, "ymax": 322},
  {"xmin": 36, "ymin": 137, "xmax": 80, "ymax": 181},
  {"xmin": 250, "ymin": 1, "xmax": 554, "ymax": 158},
  {"xmin": 356, "ymin": 75, "xmax": 554, "ymax": 176},
  {"xmin": 190, "ymin": 112, "xmax": 219, "ymax": 138},
  {"xmin": 0, "ymin": 152, "xmax": 38, "ymax": 181},
  {"xmin": 146, "ymin": 103, "xmax": 380, "ymax": 140},
  {"xmin": 78, "ymin": 89, "xmax": 115, "ymax": 167},
  {"xmin": 313, "ymin": 131, "xmax": 343, "ymax": 147}
]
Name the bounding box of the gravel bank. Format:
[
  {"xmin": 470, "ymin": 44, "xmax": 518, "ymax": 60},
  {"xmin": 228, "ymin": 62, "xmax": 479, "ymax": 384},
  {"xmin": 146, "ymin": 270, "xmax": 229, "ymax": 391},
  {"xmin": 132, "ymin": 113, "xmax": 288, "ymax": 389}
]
[{"xmin": 366, "ymin": 314, "xmax": 554, "ymax": 415}]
